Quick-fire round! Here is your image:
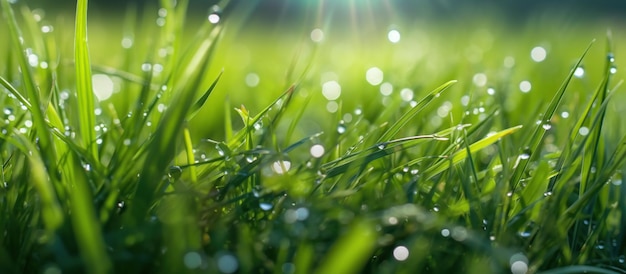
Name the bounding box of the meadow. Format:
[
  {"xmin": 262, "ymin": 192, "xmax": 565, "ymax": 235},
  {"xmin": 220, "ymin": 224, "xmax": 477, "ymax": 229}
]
[{"xmin": 1, "ymin": 0, "xmax": 626, "ymax": 273}]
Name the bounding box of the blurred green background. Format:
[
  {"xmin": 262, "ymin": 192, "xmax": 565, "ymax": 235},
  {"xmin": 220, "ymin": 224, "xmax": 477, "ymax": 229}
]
[{"xmin": 2, "ymin": 0, "xmax": 625, "ymax": 141}]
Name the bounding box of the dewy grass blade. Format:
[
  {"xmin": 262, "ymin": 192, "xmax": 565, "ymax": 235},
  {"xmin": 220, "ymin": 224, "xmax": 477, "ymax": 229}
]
[
  {"xmin": 74, "ymin": 0, "xmax": 98, "ymax": 159},
  {"xmin": 1, "ymin": 131, "xmax": 63, "ymax": 232},
  {"xmin": 510, "ymin": 41, "xmax": 594, "ymax": 189},
  {"xmin": 1, "ymin": 0, "xmax": 57, "ymax": 169},
  {"xmin": 377, "ymin": 80, "xmax": 456, "ymax": 142},
  {"xmin": 424, "ymin": 125, "xmax": 523, "ymax": 180}
]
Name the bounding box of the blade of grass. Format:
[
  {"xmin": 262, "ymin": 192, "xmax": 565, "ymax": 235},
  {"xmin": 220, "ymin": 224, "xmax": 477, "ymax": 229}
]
[
  {"xmin": 376, "ymin": 80, "xmax": 457, "ymax": 142},
  {"xmin": 314, "ymin": 219, "xmax": 377, "ymax": 274},
  {"xmin": 510, "ymin": 41, "xmax": 594, "ymax": 189},
  {"xmin": 424, "ymin": 125, "xmax": 523, "ymax": 180},
  {"xmin": 74, "ymin": 0, "xmax": 98, "ymax": 159}
]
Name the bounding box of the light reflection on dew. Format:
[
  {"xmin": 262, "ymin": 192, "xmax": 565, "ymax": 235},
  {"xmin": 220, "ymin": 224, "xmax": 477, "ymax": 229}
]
[
  {"xmin": 487, "ymin": 87, "xmax": 495, "ymax": 95},
  {"xmin": 326, "ymin": 101, "xmax": 338, "ymax": 113},
  {"xmin": 366, "ymin": 67, "xmax": 384, "ymax": 86},
  {"xmin": 322, "ymin": 80, "xmax": 341, "ymax": 100},
  {"xmin": 400, "ymin": 88, "xmax": 414, "ymax": 102},
  {"xmin": 337, "ymin": 124, "xmax": 347, "ymax": 134},
  {"xmin": 504, "ymin": 56, "xmax": 515, "ymax": 68},
  {"xmin": 388, "ymin": 29, "xmax": 401, "ymax": 43},
  {"xmin": 510, "ymin": 253, "xmax": 529, "ymax": 274},
  {"xmin": 441, "ymin": 228, "xmax": 450, "ymax": 237},
  {"xmin": 561, "ymin": 111, "xmax": 569, "ymax": 118},
  {"xmin": 472, "ymin": 73, "xmax": 487, "ymax": 87},
  {"xmin": 259, "ymin": 202, "xmax": 273, "ymax": 211},
  {"xmin": 531, "ymin": 46, "xmax": 547, "ymax": 62},
  {"xmin": 121, "ymin": 37, "xmax": 133, "ymax": 48},
  {"xmin": 310, "ymin": 144, "xmax": 325, "ymax": 158},
  {"xmin": 574, "ymin": 66, "xmax": 585, "ymax": 78},
  {"xmin": 41, "ymin": 25, "xmax": 53, "ymax": 33},
  {"xmin": 245, "ymin": 73, "xmax": 260, "ymax": 87},
  {"xmin": 310, "ymin": 28, "xmax": 324, "ymax": 42},
  {"xmin": 380, "ymin": 82, "xmax": 393, "ymax": 96},
  {"xmin": 92, "ymin": 74, "xmax": 114, "ymax": 101},
  {"xmin": 272, "ymin": 160, "xmax": 291, "ymax": 174},
  {"xmin": 392, "ymin": 246, "xmax": 409, "ymax": 261},
  {"xmin": 208, "ymin": 13, "xmax": 220, "ymax": 24},
  {"xmin": 579, "ymin": 126, "xmax": 589, "ymax": 136},
  {"xmin": 610, "ymin": 65, "xmax": 618, "ymax": 74},
  {"xmin": 519, "ymin": 80, "xmax": 531, "ymax": 93}
]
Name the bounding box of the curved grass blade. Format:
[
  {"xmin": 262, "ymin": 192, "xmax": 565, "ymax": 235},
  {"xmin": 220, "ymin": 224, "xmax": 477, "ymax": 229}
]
[
  {"xmin": 376, "ymin": 80, "xmax": 457, "ymax": 142},
  {"xmin": 1, "ymin": 0, "xmax": 57, "ymax": 170},
  {"xmin": 510, "ymin": 41, "xmax": 594, "ymax": 189},
  {"xmin": 424, "ymin": 125, "xmax": 523, "ymax": 180}
]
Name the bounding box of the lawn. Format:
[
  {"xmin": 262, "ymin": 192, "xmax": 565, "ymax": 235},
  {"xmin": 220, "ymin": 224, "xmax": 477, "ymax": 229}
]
[{"xmin": 1, "ymin": 0, "xmax": 626, "ymax": 273}]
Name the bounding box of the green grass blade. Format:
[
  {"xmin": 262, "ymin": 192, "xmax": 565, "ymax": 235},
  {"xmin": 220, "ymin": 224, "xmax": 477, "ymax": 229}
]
[
  {"xmin": 377, "ymin": 80, "xmax": 457, "ymax": 142},
  {"xmin": 1, "ymin": 0, "xmax": 57, "ymax": 169},
  {"xmin": 510, "ymin": 41, "xmax": 594, "ymax": 189},
  {"xmin": 314, "ymin": 220, "xmax": 377, "ymax": 274},
  {"xmin": 74, "ymin": 0, "xmax": 98, "ymax": 159},
  {"xmin": 425, "ymin": 125, "xmax": 523, "ymax": 180}
]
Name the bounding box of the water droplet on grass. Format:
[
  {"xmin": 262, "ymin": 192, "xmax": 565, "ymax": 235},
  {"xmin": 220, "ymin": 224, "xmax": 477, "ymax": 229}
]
[
  {"xmin": 322, "ymin": 80, "xmax": 341, "ymax": 100},
  {"xmin": 41, "ymin": 25, "xmax": 53, "ymax": 33},
  {"xmin": 337, "ymin": 124, "xmax": 346, "ymax": 134},
  {"xmin": 542, "ymin": 123, "xmax": 552, "ymax": 130},
  {"xmin": 259, "ymin": 202, "xmax": 273, "ymax": 211},
  {"xmin": 310, "ymin": 28, "xmax": 324, "ymax": 42},
  {"xmin": 519, "ymin": 80, "xmax": 531, "ymax": 93},
  {"xmin": 579, "ymin": 126, "xmax": 590, "ymax": 136},
  {"xmin": 310, "ymin": 144, "xmax": 325, "ymax": 158},
  {"xmin": 208, "ymin": 13, "xmax": 220, "ymax": 24},
  {"xmin": 380, "ymin": 82, "xmax": 393, "ymax": 96},
  {"xmin": 400, "ymin": 88, "xmax": 414, "ymax": 101},
  {"xmin": 608, "ymin": 52, "xmax": 615, "ymax": 63},
  {"xmin": 388, "ymin": 29, "xmax": 401, "ymax": 43},
  {"xmin": 366, "ymin": 67, "xmax": 384, "ymax": 86},
  {"xmin": 393, "ymin": 246, "xmax": 409, "ymax": 261},
  {"xmin": 272, "ymin": 160, "xmax": 291, "ymax": 174},
  {"xmin": 574, "ymin": 66, "xmax": 585, "ymax": 78},
  {"xmin": 531, "ymin": 46, "xmax": 547, "ymax": 62},
  {"xmin": 610, "ymin": 65, "xmax": 618, "ymax": 74}
]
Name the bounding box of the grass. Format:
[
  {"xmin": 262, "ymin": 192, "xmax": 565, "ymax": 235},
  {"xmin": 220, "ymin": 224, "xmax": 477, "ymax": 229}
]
[{"xmin": 1, "ymin": 0, "xmax": 626, "ymax": 273}]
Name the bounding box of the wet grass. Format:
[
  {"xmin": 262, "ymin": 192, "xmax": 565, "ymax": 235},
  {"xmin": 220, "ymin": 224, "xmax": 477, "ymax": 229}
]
[{"xmin": 1, "ymin": 0, "xmax": 626, "ymax": 273}]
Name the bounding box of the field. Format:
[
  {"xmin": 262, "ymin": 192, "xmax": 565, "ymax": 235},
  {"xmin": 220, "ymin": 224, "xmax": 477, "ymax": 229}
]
[{"xmin": 1, "ymin": 0, "xmax": 626, "ymax": 273}]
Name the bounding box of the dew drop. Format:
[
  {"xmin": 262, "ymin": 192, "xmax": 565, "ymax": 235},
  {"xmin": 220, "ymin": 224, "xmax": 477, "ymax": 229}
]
[
  {"xmin": 259, "ymin": 202, "xmax": 273, "ymax": 211},
  {"xmin": 542, "ymin": 123, "xmax": 552, "ymax": 130},
  {"xmin": 610, "ymin": 65, "xmax": 618, "ymax": 74},
  {"xmin": 388, "ymin": 29, "xmax": 401, "ymax": 43},
  {"xmin": 208, "ymin": 13, "xmax": 220, "ymax": 24},
  {"xmin": 366, "ymin": 67, "xmax": 384, "ymax": 86},
  {"xmin": 531, "ymin": 46, "xmax": 547, "ymax": 62},
  {"xmin": 310, "ymin": 28, "xmax": 324, "ymax": 42},
  {"xmin": 337, "ymin": 124, "xmax": 346, "ymax": 134},
  {"xmin": 272, "ymin": 160, "xmax": 291, "ymax": 174},
  {"xmin": 608, "ymin": 52, "xmax": 615, "ymax": 63},
  {"xmin": 574, "ymin": 66, "xmax": 585, "ymax": 78},
  {"xmin": 310, "ymin": 144, "xmax": 325, "ymax": 158},
  {"xmin": 519, "ymin": 80, "xmax": 531, "ymax": 93},
  {"xmin": 393, "ymin": 246, "xmax": 409, "ymax": 261},
  {"xmin": 141, "ymin": 63, "xmax": 152, "ymax": 72}
]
